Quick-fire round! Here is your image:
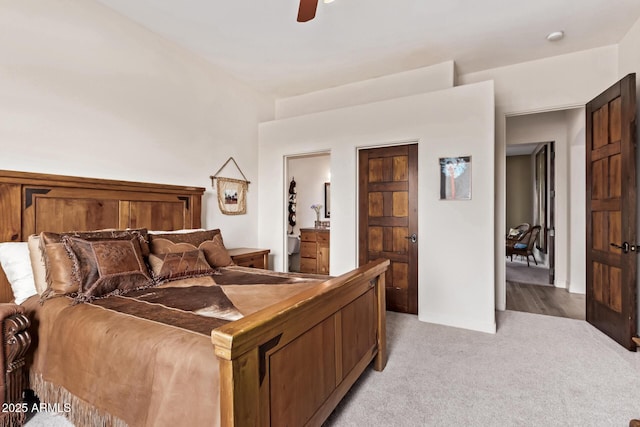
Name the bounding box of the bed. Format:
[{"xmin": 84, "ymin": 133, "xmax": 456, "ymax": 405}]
[{"xmin": 0, "ymin": 170, "xmax": 389, "ymax": 426}]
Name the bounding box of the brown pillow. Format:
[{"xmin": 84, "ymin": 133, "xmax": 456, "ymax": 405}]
[
  {"xmin": 27, "ymin": 235, "xmax": 47, "ymax": 295},
  {"xmin": 148, "ymin": 249, "xmax": 216, "ymax": 283},
  {"xmin": 39, "ymin": 229, "xmax": 149, "ymax": 301},
  {"xmin": 39, "ymin": 243, "xmax": 77, "ymax": 300},
  {"xmin": 200, "ymin": 234, "xmax": 233, "ymax": 267},
  {"xmin": 150, "ymin": 229, "xmax": 233, "ymax": 268},
  {"xmin": 41, "ymin": 229, "xmax": 150, "ymax": 256},
  {"xmin": 64, "ymin": 237, "xmax": 153, "ymax": 302},
  {"xmin": 149, "ymin": 229, "xmax": 220, "ymax": 252}
]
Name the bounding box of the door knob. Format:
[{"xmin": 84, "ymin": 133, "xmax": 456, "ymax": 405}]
[
  {"xmin": 404, "ymin": 233, "xmax": 417, "ymax": 244},
  {"xmin": 610, "ymin": 242, "xmax": 640, "ymax": 254}
]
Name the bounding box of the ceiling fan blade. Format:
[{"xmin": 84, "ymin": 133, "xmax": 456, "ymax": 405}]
[{"xmin": 297, "ymin": 0, "xmax": 319, "ymax": 22}]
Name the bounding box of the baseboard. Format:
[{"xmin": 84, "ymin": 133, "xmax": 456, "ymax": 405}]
[
  {"xmin": 555, "ymin": 280, "xmax": 568, "ymax": 289},
  {"xmin": 418, "ymin": 311, "xmax": 496, "ymax": 334}
]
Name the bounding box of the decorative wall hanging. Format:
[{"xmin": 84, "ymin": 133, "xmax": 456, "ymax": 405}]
[
  {"xmin": 439, "ymin": 156, "xmax": 471, "ymax": 200},
  {"xmin": 288, "ymin": 177, "xmax": 297, "ymax": 231},
  {"xmin": 210, "ymin": 157, "xmax": 250, "ymax": 215}
]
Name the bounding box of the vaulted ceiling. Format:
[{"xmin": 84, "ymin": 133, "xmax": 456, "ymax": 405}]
[{"xmin": 96, "ymin": 0, "xmax": 640, "ymax": 98}]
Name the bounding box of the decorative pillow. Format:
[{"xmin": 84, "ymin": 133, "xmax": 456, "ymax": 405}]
[
  {"xmin": 41, "ymin": 228, "xmax": 150, "ymax": 256},
  {"xmin": 514, "ymin": 243, "xmax": 528, "ymax": 249},
  {"xmin": 27, "ymin": 235, "xmax": 47, "ymax": 295},
  {"xmin": 64, "ymin": 236, "xmax": 153, "ymax": 302},
  {"xmin": 149, "ymin": 229, "xmax": 233, "ymax": 268},
  {"xmin": 0, "ymin": 242, "xmax": 38, "ymax": 304},
  {"xmin": 148, "ymin": 249, "xmax": 216, "ymax": 283},
  {"xmin": 39, "ymin": 243, "xmax": 77, "ymax": 300},
  {"xmin": 508, "ymin": 228, "xmax": 521, "ymax": 237},
  {"xmin": 39, "ymin": 229, "xmax": 149, "ymax": 301},
  {"xmin": 149, "ymin": 229, "xmax": 220, "ymax": 251},
  {"xmin": 200, "ymin": 234, "xmax": 234, "ymax": 267}
]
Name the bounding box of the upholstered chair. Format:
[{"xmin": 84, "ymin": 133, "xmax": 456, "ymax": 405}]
[{"xmin": 506, "ymin": 225, "xmax": 542, "ymax": 267}]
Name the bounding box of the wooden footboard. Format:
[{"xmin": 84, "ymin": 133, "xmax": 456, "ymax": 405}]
[{"xmin": 212, "ymin": 258, "xmax": 389, "ymax": 426}]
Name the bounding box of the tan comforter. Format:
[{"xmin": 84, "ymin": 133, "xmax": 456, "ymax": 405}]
[{"xmin": 23, "ymin": 267, "xmax": 323, "ymax": 427}]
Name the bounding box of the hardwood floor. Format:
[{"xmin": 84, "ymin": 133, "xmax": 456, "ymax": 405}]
[{"xmin": 506, "ymin": 281, "xmax": 585, "ymax": 320}]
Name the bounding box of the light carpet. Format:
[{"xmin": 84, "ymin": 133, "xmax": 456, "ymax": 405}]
[
  {"xmin": 27, "ymin": 311, "xmax": 640, "ymax": 427},
  {"xmin": 25, "ymin": 411, "xmax": 73, "ymax": 426},
  {"xmin": 325, "ymin": 310, "xmax": 640, "ymax": 426}
]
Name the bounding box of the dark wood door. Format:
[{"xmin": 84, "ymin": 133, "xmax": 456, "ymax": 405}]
[
  {"xmin": 358, "ymin": 144, "xmax": 418, "ymax": 314},
  {"xmin": 586, "ymin": 73, "xmax": 637, "ymax": 351}
]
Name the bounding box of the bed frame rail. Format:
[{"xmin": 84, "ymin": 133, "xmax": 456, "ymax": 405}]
[{"xmin": 212, "ymin": 258, "xmax": 389, "ymax": 426}]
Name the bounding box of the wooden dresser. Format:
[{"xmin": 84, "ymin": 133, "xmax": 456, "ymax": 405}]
[{"xmin": 299, "ymin": 228, "xmax": 330, "ymax": 275}]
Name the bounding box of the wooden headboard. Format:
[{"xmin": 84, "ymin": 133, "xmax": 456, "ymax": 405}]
[{"xmin": 0, "ymin": 170, "xmax": 206, "ymax": 303}]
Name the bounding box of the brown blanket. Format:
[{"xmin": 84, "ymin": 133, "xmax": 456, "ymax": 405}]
[{"xmin": 24, "ymin": 267, "xmax": 323, "ymax": 427}]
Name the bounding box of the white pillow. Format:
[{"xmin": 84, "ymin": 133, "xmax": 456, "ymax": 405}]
[{"xmin": 0, "ymin": 242, "xmax": 38, "ymax": 304}]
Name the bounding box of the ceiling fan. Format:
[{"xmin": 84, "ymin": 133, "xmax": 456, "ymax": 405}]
[{"xmin": 297, "ymin": 0, "xmax": 334, "ymax": 22}]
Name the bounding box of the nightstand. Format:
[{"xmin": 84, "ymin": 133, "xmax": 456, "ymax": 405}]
[{"xmin": 228, "ymin": 248, "xmax": 270, "ymax": 269}]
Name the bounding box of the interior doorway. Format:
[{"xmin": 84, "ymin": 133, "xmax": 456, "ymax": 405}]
[
  {"xmin": 505, "ymin": 142, "xmax": 553, "ymax": 280},
  {"xmin": 504, "ymin": 109, "xmax": 586, "ymax": 320},
  {"xmin": 284, "ymin": 152, "xmax": 331, "ymax": 273}
]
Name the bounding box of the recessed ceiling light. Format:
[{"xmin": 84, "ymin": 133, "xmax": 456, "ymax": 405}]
[
  {"xmin": 547, "ymin": 31, "xmax": 564, "ymax": 42},
  {"xmin": 324, "ymin": 0, "xmax": 335, "ymax": 3}
]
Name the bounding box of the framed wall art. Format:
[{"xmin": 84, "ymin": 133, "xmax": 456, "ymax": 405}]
[
  {"xmin": 216, "ymin": 177, "xmax": 247, "ymax": 215},
  {"xmin": 439, "ymin": 156, "xmax": 471, "ymax": 200},
  {"xmin": 210, "ymin": 157, "xmax": 250, "ymax": 215}
]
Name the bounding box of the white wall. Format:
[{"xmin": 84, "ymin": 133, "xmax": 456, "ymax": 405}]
[
  {"xmin": 567, "ymin": 107, "xmax": 586, "ymax": 294},
  {"xmin": 259, "ymin": 81, "xmax": 496, "ymax": 334},
  {"xmin": 459, "ymin": 46, "xmax": 619, "ymax": 310},
  {"xmin": 505, "ymin": 155, "xmax": 533, "ymax": 232},
  {"xmin": 460, "ymin": 46, "xmax": 618, "ymax": 115},
  {"xmin": 0, "ymin": 0, "xmax": 274, "ymax": 247},
  {"xmin": 275, "ymin": 61, "xmax": 455, "ymax": 119},
  {"xmin": 619, "ymin": 16, "xmax": 640, "ymax": 120}
]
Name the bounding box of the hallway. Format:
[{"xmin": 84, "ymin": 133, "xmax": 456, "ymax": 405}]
[{"xmin": 506, "ymin": 261, "xmax": 585, "ymax": 320}]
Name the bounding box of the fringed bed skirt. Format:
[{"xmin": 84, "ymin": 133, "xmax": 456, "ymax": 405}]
[
  {"xmin": 30, "ymin": 372, "xmax": 128, "ymax": 427},
  {"xmin": 1, "ymin": 411, "xmax": 25, "ymax": 427}
]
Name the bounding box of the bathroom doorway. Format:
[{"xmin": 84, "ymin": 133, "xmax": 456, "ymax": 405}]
[{"xmin": 285, "ymin": 152, "xmax": 331, "ymax": 272}]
